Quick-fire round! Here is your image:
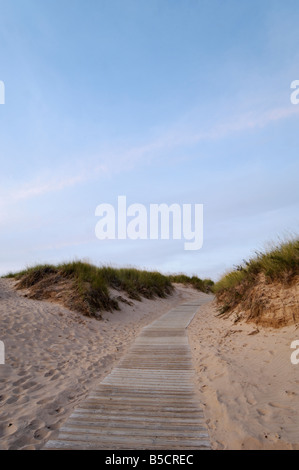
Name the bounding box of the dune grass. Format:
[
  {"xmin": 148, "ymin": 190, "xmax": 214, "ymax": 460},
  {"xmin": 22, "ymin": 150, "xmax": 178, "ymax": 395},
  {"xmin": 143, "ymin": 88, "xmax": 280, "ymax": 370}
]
[
  {"xmin": 215, "ymin": 238, "xmax": 299, "ymax": 293},
  {"xmin": 4, "ymin": 262, "xmax": 174, "ymax": 317},
  {"xmin": 4, "ymin": 261, "xmax": 214, "ymax": 317},
  {"xmin": 99, "ymin": 266, "xmax": 173, "ymax": 300},
  {"xmin": 214, "ymin": 237, "xmax": 299, "ymax": 315},
  {"xmin": 168, "ymin": 273, "xmax": 214, "ymax": 293}
]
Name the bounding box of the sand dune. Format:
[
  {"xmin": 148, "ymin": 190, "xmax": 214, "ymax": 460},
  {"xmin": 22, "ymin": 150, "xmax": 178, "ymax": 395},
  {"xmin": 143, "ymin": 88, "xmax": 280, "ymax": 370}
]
[
  {"xmin": 1, "ymin": 277, "xmax": 298, "ymax": 450},
  {"xmin": 0, "ymin": 278, "xmax": 201, "ymax": 450},
  {"xmin": 188, "ymin": 301, "xmax": 299, "ymax": 450}
]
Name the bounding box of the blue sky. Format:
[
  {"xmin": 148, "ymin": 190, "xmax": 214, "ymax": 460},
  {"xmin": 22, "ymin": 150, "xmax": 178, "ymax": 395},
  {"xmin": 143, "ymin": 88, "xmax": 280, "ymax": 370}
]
[{"xmin": 0, "ymin": 0, "xmax": 299, "ymax": 280}]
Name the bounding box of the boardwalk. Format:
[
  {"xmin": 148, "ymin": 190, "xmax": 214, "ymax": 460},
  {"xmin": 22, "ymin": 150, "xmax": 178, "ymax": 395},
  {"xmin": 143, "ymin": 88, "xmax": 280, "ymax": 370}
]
[{"xmin": 45, "ymin": 299, "xmax": 211, "ymax": 450}]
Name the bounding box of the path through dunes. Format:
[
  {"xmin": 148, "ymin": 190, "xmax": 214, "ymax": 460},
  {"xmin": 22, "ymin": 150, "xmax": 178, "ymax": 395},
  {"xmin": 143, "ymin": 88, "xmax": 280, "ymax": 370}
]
[{"xmin": 44, "ymin": 298, "xmax": 212, "ymax": 450}]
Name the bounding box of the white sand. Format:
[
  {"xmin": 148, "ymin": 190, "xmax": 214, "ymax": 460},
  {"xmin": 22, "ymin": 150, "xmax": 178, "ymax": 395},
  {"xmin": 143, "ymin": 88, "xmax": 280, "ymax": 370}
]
[
  {"xmin": 1, "ymin": 278, "xmax": 298, "ymax": 450},
  {"xmin": 0, "ymin": 279, "xmax": 200, "ymax": 450},
  {"xmin": 188, "ymin": 300, "xmax": 299, "ymax": 450}
]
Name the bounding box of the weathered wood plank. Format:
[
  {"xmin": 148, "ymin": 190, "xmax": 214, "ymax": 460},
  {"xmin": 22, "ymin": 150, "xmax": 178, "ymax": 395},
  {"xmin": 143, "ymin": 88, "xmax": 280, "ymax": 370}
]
[{"xmin": 44, "ymin": 298, "xmax": 211, "ymax": 450}]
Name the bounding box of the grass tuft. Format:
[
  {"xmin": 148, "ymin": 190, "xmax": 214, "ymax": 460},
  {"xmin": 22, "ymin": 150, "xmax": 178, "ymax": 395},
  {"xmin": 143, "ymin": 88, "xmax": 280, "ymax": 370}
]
[
  {"xmin": 168, "ymin": 274, "xmax": 214, "ymax": 293},
  {"xmin": 214, "ymin": 237, "xmax": 299, "ymax": 317},
  {"xmin": 3, "ymin": 261, "xmax": 214, "ymax": 319},
  {"xmin": 4, "ymin": 261, "xmax": 174, "ymax": 318}
]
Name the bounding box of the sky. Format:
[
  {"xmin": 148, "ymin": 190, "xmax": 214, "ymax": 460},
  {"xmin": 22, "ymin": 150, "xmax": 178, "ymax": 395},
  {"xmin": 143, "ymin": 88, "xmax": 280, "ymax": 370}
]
[{"xmin": 0, "ymin": 0, "xmax": 299, "ymax": 280}]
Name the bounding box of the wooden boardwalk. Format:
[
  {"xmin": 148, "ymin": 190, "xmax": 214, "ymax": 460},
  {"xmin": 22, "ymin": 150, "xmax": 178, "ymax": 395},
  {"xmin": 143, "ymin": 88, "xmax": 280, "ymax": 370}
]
[{"xmin": 45, "ymin": 299, "xmax": 211, "ymax": 450}]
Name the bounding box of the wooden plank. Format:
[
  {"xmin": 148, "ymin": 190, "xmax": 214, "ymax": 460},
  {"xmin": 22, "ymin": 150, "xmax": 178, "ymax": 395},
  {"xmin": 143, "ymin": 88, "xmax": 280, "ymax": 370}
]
[{"xmin": 44, "ymin": 298, "xmax": 211, "ymax": 450}]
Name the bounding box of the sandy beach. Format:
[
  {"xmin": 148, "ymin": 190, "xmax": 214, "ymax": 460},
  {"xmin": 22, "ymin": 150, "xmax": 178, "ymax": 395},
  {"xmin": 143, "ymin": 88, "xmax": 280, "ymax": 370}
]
[
  {"xmin": 1, "ymin": 278, "xmax": 298, "ymax": 450},
  {"xmin": 0, "ymin": 278, "xmax": 201, "ymax": 450},
  {"xmin": 188, "ymin": 301, "xmax": 299, "ymax": 450},
  {"xmin": 1, "ymin": 0, "xmax": 298, "ymax": 454}
]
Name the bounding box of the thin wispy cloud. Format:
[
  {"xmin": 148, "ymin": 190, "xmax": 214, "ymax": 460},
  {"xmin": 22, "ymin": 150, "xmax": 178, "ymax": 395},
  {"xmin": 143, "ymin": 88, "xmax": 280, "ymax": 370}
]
[
  {"xmin": 0, "ymin": 164, "xmax": 108, "ymax": 205},
  {"xmin": 179, "ymin": 104, "xmax": 299, "ymax": 145},
  {"xmin": 12, "ymin": 175, "xmax": 86, "ymax": 201},
  {"xmin": 116, "ymin": 104, "xmax": 299, "ymax": 169},
  {"xmin": 1, "ymin": 103, "xmax": 298, "ymax": 208}
]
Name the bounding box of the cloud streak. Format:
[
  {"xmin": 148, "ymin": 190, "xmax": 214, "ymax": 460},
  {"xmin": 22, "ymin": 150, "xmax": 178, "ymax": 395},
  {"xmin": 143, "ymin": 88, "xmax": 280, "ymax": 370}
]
[{"xmin": 2, "ymin": 103, "xmax": 298, "ymax": 208}]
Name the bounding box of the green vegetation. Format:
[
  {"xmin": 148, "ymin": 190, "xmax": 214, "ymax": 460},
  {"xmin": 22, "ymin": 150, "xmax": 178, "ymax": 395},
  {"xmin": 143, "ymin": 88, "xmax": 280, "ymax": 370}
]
[
  {"xmin": 4, "ymin": 261, "xmax": 174, "ymax": 317},
  {"xmin": 4, "ymin": 261, "xmax": 214, "ymax": 318},
  {"xmin": 214, "ymin": 237, "xmax": 299, "ymax": 316},
  {"xmin": 168, "ymin": 274, "xmax": 214, "ymax": 293},
  {"xmin": 215, "ymin": 238, "xmax": 299, "ymax": 293}
]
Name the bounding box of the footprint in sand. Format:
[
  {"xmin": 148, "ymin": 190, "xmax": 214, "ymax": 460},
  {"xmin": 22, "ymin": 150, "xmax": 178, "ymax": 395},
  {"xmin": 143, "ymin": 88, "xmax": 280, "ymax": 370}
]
[
  {"xmin": 256, "ymin": 407, "xmax": 271, "ymax": 417},
  {"xmin": 48, "ymin": 406, "xmax": 65, "ymax": 416},
  {"xmin": 246, "ymin": 396, "xmax": 257, "ymax": 406},
  {"xmin": 26, "ymin": 419, "xmax": 44, "ymax": 430},
  {"xmin": 12, "ymin": 377, "xmax": 28, "ymax": 387},
  {"xmin": 45, "ymin": 419, "xmax": 64, "ymax": 431},
  {"xmin": 5, "ymin": 396, "xmax": 19, "ymax": 405},
  {"xmin": 44, "ymin": 369, "xmax": 56, "ymax": 377},
  {"xmin": 33, "ymin": 428, "xmax": 51, "ymax": 440},
  {"xmin": 16, "ymin": 396, "xmax": 30, "ymax": 405},
  {"xmin": 30, "ymin": 384, "xmax": 44, "ymax": 393},
  {"xmin": 285, "ymin": 390, "xmax": 297, "ymax": 397},
  {"xmin": 0, "ymin": 422, "xmax": 18, "ymax": 437},
  {"xmin": 22, "ymin": 380, "xmax": 37, "ymax": 390},
  {"xmin": 269, "ymin": 402, "xmax": 292, "ymax": 410},
  {"xmin": 50, "ymin": 373, "xmax": 60, "ymax": 381},
  {"xmin": 36, "ymin": 398, "xmax": 50, "ymax": 405},
  {"xmin": 8, "ymin": 436, "xmax": 34, "ymax": 450}
]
